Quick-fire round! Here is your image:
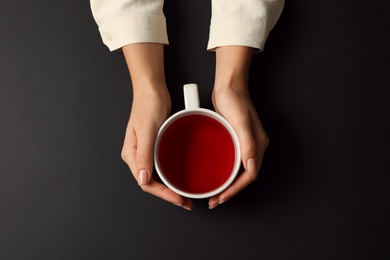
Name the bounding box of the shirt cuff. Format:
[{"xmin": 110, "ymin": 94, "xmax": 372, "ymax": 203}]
[
  {"xmin": 98, "ymin": 15, "xmax": 169, "ymax": 51},
  {"xmin": 207, "ymin": 20, "xmax": 268, "ymax": 53}
]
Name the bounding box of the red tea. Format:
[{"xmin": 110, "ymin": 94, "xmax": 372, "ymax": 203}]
[{"xmin": 157, "ymin": 114, "xmax": 236, "ymax": 194}]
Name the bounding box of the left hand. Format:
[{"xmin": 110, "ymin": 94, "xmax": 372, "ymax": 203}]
[{"xmin": 208, "ymin": 86, "xmax": 269, "ymax": 209}]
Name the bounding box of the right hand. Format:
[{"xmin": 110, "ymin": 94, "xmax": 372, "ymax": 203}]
[{"xmin": 121, "ymin": 86, "xmax": 193, "ymax": 211}]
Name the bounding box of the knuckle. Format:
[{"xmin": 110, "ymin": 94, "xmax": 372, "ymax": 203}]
[
  {"xmin": 121, "ymin": 148, "xmax": 131, "ymax": 163},
  {"xmin": 244, "ymin": 139, "xmax": 257, "ymax": 152},
  {"xmin": 136, "ymin": 154, "xmax": 151, "ymax": 165}
]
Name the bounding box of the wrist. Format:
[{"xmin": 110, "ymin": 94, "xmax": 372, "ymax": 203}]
[
  {"xmin": 214, "ymin": 46, "xmax": 252, "ymax": 93},
  {"xmin": 132, "ymin": 79, "xmax": 169, "ymax": 101},
  {"xmin": 131, "ymin": 80, "xmax": 171, "ymax": 119},
  {"xmin": 213, "ymin": 78, "xmax": 248, "ymax": 94},
  {"xmin": 122, "ymin": 43, "xmax": 167, "ymax": 97}
]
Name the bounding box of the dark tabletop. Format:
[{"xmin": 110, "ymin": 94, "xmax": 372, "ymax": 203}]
[{"xmin": 1, "ymin": 0, "xmax": 389, "ymax": 259}]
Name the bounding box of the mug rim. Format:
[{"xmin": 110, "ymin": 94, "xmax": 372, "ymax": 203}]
[{"xmin": 154, "ymin": 108, "xmax": 241, "ymax": 199}]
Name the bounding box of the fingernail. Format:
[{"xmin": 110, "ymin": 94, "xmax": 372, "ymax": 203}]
[
  {"xmin": 138, "ymin": 169, "xmax": 148, "ymax": 185},
  {"xmin": 247, "ymin": 158, "xmax": 256, "ymax": 174},
  {"xmin": 209, "ymin": 203, "xmax": 219, "ymax": 210},
  {"xmin": 218, "ymin": 197, "xmax": 231, "ymax": 206},
  {"xmin": 174, "ymin": 203, "xmax": 192, "ymax": 211},
  {"xmin": 182, "ymin": 205, "xmax": 192, "ymax": 211}
]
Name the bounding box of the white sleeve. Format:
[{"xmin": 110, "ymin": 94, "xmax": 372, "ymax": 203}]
[
  {"xmin": 90, "ymin": 0, "xmax": 168, "ymax": 51},
  {"xmin": 207, "ymin": 0, "xmax": 285, "ymax": 52}
]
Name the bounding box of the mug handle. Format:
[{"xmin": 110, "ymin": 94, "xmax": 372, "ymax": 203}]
[{"xmin": 184, "ymin": 83, "xmax": 200, "ymax": 110}]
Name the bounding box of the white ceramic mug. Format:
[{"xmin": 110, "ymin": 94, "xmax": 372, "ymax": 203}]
[{"xmin": 154, "ymin": 83, "xmax": 241, "ymax": 198}]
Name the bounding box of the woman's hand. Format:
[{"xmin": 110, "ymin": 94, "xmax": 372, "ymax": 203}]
[
  {"xmin": 208, "ymin": 46, "xmax": 269, "ymax": 209},
  {"xmin": 120, "ymin": 43, "xmax": 193, "ymax": 211},
  {"xmin": 121, "ymin": 86, "xmax": 192, "ymax": 210},
  {"xmin": 208, "ymin": 87, "xmax": 269, "ymax": 209}
]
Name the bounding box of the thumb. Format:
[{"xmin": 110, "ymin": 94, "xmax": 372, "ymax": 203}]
[
  {"xmin": 135, "ymin": 128, "xmax": 157, "ymax": 186},
  {"xmin": 233, "ymin": 117, "xmax": 258, "ymax": 176}
]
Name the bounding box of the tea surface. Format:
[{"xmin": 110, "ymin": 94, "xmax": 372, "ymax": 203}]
[{"xmin": 158, "ymin": 114, "xmax": 236, "ymax": 194}]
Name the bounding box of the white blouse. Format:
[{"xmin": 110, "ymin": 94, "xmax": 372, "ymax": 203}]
[{"xmin": 90, "ymin": 0, "xmax": 284, "ymax": 52}]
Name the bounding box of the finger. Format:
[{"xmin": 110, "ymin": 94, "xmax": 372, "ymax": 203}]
[
  {"xmin": 230, "ymin": 114, "xmax": 258, "ymax": 175},
  {"xmin": 209, "ymin": 118, "xmax": 266, "ymax": 209},
  {"xmin": 209, "ymin": 124, "xmax": 267, "ymax": 210},
  {"xmin": 208, "ymin": 158, "xmax": 263, "ymax": 209},
  {"xmin": 208, "ymin": 110, "xmax": 258, "ymax": 209},
  {"xmin": 141, "ymin": 178, "xmax": 193, "ymax": 211},
  {"xmin": 208, "ymin": 196, "xmax": 219, "ymax": 209},
  {"xmin": 220, "ymin": 162, "xmax": 261, "ymax": 202}
]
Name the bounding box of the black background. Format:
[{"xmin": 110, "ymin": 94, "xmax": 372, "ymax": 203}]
[{"xmin": 1, "ymin": 0, "xmax": 390, "ymax": 259}]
